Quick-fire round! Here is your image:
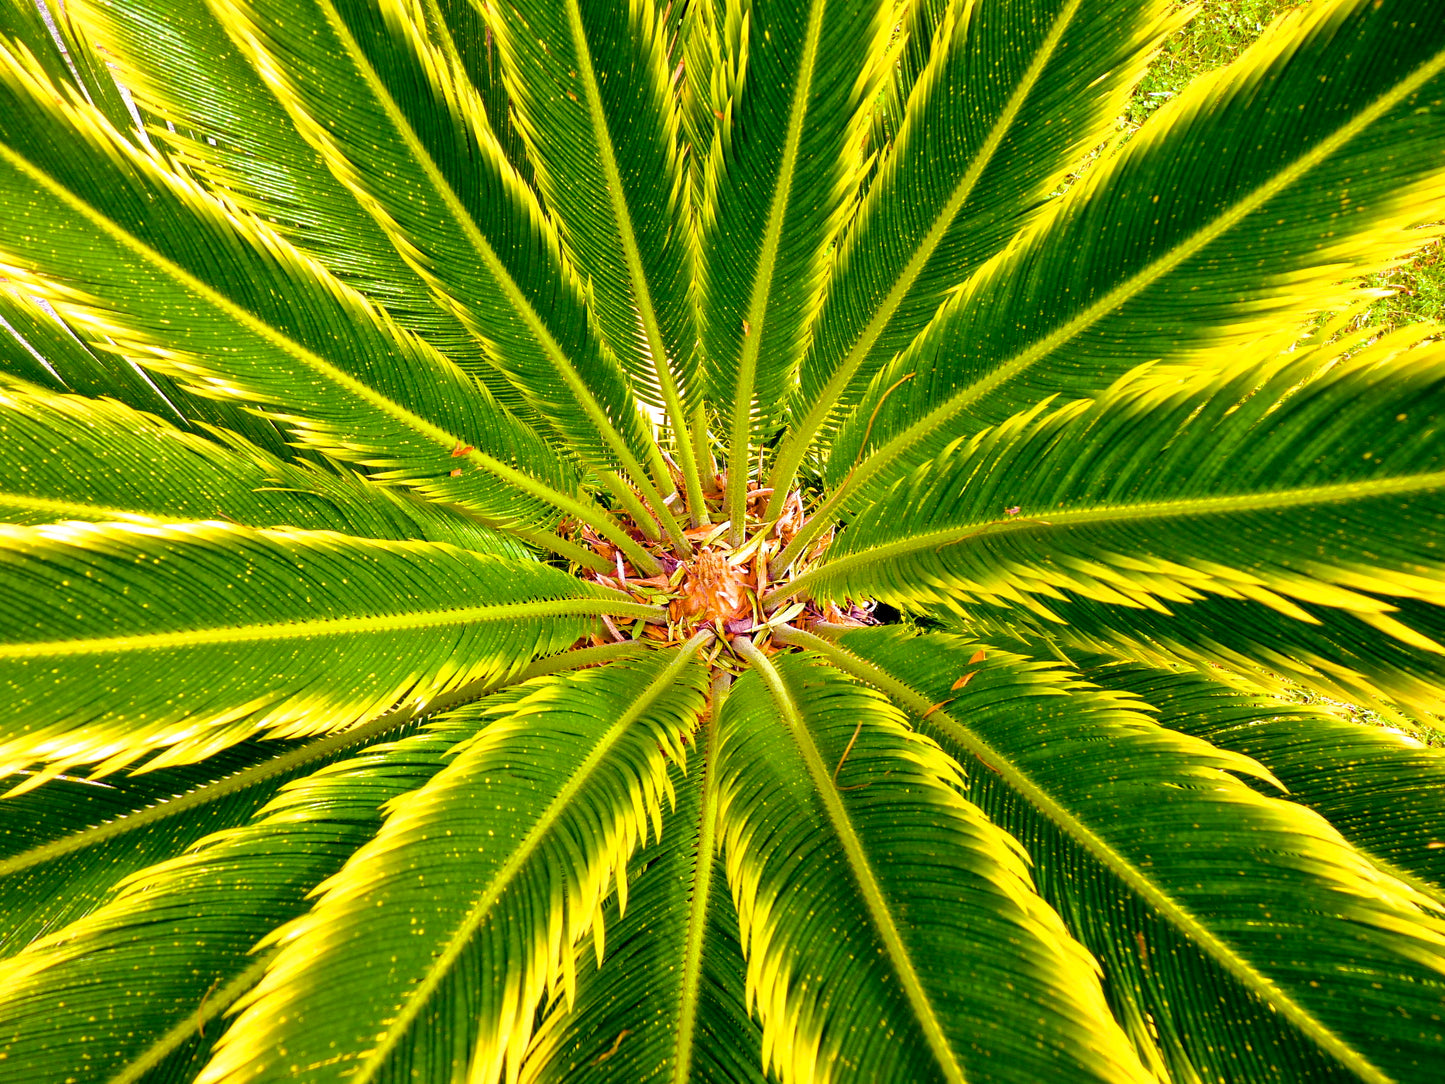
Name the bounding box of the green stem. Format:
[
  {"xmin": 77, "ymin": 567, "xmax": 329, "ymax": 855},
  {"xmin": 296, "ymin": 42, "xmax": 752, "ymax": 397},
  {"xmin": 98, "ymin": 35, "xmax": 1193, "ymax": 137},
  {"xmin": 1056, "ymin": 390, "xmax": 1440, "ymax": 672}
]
[
  {"xmin": 669, "ymin": 671, "xmax": 728, "ymax": 1084},
  {"xmin": 646, "ymin": 471, "xmax": 694, "ymax": 556},
  {"xmin": 599, "ymin": 470, "xmax": 662, "ymax": 542},
  {"xmin": 771, "ymin": 500, "xmax": 837, "ymax": 574},
  {"xmin": 674, "ymin": 419, "xmax": 710, "ymax": 529},
  {"xmin": 502, "ymin": 522, "xmax": 611, "ymax": 572},
  {"xmin": 692, "ymin": 404, "xmax": 715, "ymax": 524},
  {"xmin": 456, "ymin": 450, "xmax": 660, "ymax": 575}
]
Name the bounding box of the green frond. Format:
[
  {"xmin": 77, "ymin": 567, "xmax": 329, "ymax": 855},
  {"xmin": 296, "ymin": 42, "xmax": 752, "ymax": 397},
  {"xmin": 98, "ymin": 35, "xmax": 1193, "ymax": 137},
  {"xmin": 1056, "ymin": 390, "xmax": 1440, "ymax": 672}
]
[
  {"xmin": 0, "ymin": 732, "xmax": 332, "ymax": 960},
  {"xmin": 486, "ymin": 0, "xmax": 698, "ymax": 415},
  {"xmin": 717, "ymin": 647, "xmax": 1148, "ymax": 1084},
  {"xmin": 0, "ymin": 0, "xmax": 136, "ymax": 137},
  {"xmin": 859, "ymin": 0, "xmax": 939, "ymax": 195},
  {"xmin": 675, "ymin": 0, "xmax": 720, "ymax": 212},
  {"xmin": 0, "ymin": 521, "xmax": 629, "ymax": 782},
  {"xmin": 0, "ymin": 0, "xmax": 1442, "ymax": 1078},
  {"xmin": 773, "ymin": 0, "xmax": 1179, "ymax": 492},
  {"xmin": 66, "ymin": 0, "xmax": 511, "ymax": 394},
  {"xmin": 198, "ymin": 647, "xmax": 708, "ymax": 1084},
  {"xmin": 0, "ymin": 376, "xmax": 525, "ymax": 555},
  {"xmin": 696, "ymin": 0, "xmax": 891, "ymax": 522},
  {"xmin": 0, "ymin": 41, "xmax": 608, "ymax": 536},
  {"xmin": 0, "ymin": 712, "xmax": 477, "ymax": 1084},
  {"xmin": 804, "ymin": 332, "xmax": 1445, "ymax": 714},
  {"xmin": 205, "ymin": 0, "xmax": 661, "ymax": 491},
  {"xmin": 0, "ymin": 285, "xmax": 71, "ymax": 392},
  {"xmin": 0, "ymin": 281, "xmax": 313, "ymax": 467},
  {"xmin": 827, "ymin": 0, "xmax": 1445, "ymax": 500},
  {"xmin": 1072, "ymin": 653, "xmax": 1445, "ymax": 902},
  {"xmin": 0, "ymin": 643, "xmax": 644, "ymax": 964},
  {"xmin": 521, "ymin": 718, "xmax": 765, "ymax": 1083},
  {"xmin": 424, "ymin": 0, "xmax": 535, "ymax": 186},
  {"xmin": 816, "ymin": 626, "xmax": 1445, "ymax": 1083}
]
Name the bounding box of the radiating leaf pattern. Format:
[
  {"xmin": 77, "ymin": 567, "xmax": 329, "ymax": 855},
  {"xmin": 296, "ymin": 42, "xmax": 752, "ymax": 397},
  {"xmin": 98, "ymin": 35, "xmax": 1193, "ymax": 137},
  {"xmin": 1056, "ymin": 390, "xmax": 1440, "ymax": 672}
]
[{"xmin": 0, "ymin": 0, "xmax": 1443, "ymax": 1080}]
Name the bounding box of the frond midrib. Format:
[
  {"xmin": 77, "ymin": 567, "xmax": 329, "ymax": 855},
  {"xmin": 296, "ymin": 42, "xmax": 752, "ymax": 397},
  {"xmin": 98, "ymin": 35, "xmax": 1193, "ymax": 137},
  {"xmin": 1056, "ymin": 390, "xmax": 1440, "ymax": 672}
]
[
  {"xmin": 560, "ymin": 0, "xmax": 706, "ymax": 522},
  {"xmin": 725, "ymin": 0, "xmax": 827, "ymax": 533},
  {"xmin": 781, "ymin": 468, "xmax": 1445, "ymax": 601},
  {"xmin": 106, "ymin": 952, "xmax": 276, "ymax": 1084},
  {"xmin": 0, "ymin": 493, "xmax": 156, "ymax": 522},
  {"xmin": 668, "ymin": 681, "xmax": 725, "ymax": 1084},
  {"xmin": 0, "ymin": 597, "xmax": 659, "ymax": 660}
]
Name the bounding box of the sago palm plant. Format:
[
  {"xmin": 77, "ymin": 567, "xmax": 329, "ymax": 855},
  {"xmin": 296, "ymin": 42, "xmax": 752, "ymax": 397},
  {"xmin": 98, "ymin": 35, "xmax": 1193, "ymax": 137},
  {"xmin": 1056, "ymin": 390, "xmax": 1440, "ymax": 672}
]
[{"xmin": 1, "ymin": 0, "xmax": 1444, "ymax": 1080}]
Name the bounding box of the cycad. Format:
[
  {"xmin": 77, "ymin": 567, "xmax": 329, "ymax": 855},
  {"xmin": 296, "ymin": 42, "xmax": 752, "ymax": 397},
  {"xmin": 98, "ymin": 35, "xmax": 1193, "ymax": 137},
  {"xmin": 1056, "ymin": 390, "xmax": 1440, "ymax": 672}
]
[{"xmin": 1, "ymin": 0, "xmax": 1443, "ymax": 1080}]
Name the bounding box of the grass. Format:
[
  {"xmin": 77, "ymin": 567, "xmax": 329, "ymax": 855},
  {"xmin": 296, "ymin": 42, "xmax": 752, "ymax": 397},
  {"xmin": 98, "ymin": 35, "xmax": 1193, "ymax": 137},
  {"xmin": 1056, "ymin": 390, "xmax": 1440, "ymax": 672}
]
[{"xmin": 1126, "ymin": 0, "xmax": 1290, "ymax": 129}]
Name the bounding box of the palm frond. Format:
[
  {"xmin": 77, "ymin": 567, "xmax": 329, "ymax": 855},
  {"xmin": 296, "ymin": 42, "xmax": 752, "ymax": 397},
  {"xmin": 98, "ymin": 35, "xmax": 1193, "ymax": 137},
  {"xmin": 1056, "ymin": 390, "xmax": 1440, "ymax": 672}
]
[
  {"xmin": 805, "ymin": 626, "xmax": 1445, "ymax": 1083},
  {"xmin": 673, "ymin": 0, "xmax": 716, "ymax": 200},
  {"xmin": 204, "ymin": 0, "xmax": 665, "ymax": 495},
  {"xmin": 719, "ymin": 645, "xmax": 1148, "ymax": 1084},
  {"xmin": 0, "ymin": 642, "xmax": 643, "ymax": 958},
  {"xmin": 0, "ymin": 732, "xmax": 331, "ymax": 960},
  {"xmin": 0, "ymin": 280, "xmax": 314, "ymax": 466},
  {"xmin": 0, "ymin": 376, "xmax": 526, "ymax": 556},
  {"xmin": 826, "ymin": 0, "xmax": 1445, "ymax": 501},
  {"xmin": 199, "ymin": 646, "xmax": 708, "ymax": 1084},
  {"xmin": 0, "ymin": 712, "xmax": 477, "ymax": 1084},
  {"xmin": 67, "ymin": 0, "xmax": 513, "ymax": 395},
  {"xmin": 0, "ymin": 521, "xmax": 634, "ymax": 782},
  {"xmin": 522, "ymin": 714, "xmax": 765, "ymax": 1083},
  {"xmin": 0, "ymin": 376, "xmax": 518, "ymax": 553},
  {"xmin": 697, "ymin": 0, "xmax": 890, "ymax": 527},
  {"xmin": 772, "ymin": 0, "xmax": 1179, "ymax": 496},
  {"xmin": 1073, "ymin": 653, "xmax": 1445, "ymax": 902},
  {"xmin": 0, "ymin": 0, "xmax": 1442, "ymax": 1078},
  {"xmin": 0, "ymin": 39, "xmax": 617, "ymax": 540},
  {"xmin": 799, "ymin": 333, "xmax": 1445, "ymax": 713},
  {"xmin": 486, "ymin": 0, "xmax": 702, "ymax": 481}
]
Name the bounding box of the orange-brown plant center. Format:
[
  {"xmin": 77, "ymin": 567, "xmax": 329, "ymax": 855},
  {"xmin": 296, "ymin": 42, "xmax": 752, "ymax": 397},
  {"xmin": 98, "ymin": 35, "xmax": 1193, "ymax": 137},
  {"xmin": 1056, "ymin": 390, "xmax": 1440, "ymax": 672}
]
[{"xmin": 573, "ymin": 473, "xmax": 872, "ymax": 658}]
